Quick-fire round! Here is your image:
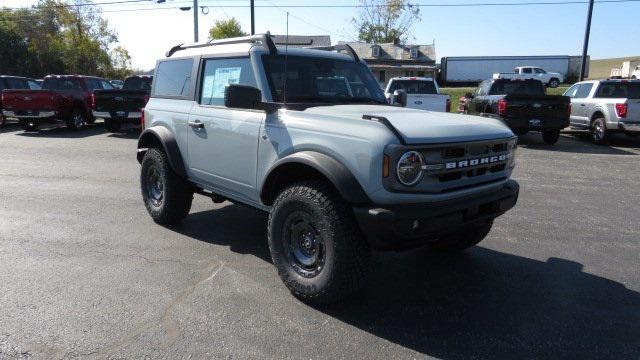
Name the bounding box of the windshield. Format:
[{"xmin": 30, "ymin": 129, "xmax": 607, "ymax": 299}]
[
  {"xmin": 489, "ymin": 80, "xmax": 545, "ymax": 96},
  {"xmin": 262, "ymin": 54, "xmax": 386, "ymax": 104},
  {"xmin": 595, "ymin": 82, "xmax": 640, "ymax": 99},
  {"xmin": 388, "ymin": 80, "xmax": 437, "ymax": 94},
  {"xmin": 123, "ymin": 76, "xmax": 153, "ymax": 90}
]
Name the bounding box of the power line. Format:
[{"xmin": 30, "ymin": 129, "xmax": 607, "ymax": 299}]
[{"xmin": 3, "ymin": 0, "xmax": 640, "ymax": 11}]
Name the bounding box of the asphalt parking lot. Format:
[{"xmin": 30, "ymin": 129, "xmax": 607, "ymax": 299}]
[{"xmin": 0, "ymin": 122, "xmax": 639, "ymax": 359}]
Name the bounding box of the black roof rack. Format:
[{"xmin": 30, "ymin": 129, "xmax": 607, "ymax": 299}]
[
  {"xmin": 166, "ymin": 32, "xmax": 277, "ymax": 58},
  {"xmin": 306, "ymin": 44, "xmax": 360, "ymax": 63}
]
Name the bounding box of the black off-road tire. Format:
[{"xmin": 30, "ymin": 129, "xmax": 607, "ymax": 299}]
[
  {"xmin": 104, "ymin": 118, "xmax": 121, "ymax": 133},
  {"xmin": 20, "ymin": 119, "xmax": 38, "ymax": 132},
  {"xmin": 140, "ymin": 148, "xmax": 193, "ymax": 225},
  {"xmin": 542, "ymin": 129, "xmax": 561, "ymax": 145},
  {"xmin": 66, "ymin": 108, "xmax": 85, "ymax": 130},
  {"xmin": 429, "ymin": 222, "xmax": 493, "ymax": 253},
  {"xmin": 549, "ymin": 78, "xmax": 560, "ymax": 88},
  {"xmin": 591, "ymin": 117, "xmax": 609, "ymax": 145},
  {"xmin": 268, "ymin": 180, "xmax": 371, "ymax": 304}
]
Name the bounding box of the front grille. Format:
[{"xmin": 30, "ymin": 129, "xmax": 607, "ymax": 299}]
[{"xmin": 417, "ymin": 138, "xmax": 516, "ymax": 193}]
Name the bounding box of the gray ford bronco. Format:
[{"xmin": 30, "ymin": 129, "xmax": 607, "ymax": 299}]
[{"xmin": 137, "ymin": 34, "xmax": 520, "ymax": 303}]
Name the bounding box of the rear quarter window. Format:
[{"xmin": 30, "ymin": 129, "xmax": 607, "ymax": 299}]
[{"xmin": 153, "ymin": 59, "xmax": 194, "ymax": 97}]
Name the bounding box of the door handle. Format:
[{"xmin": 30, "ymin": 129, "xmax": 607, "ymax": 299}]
[
  {"xmin": 188, "ymin": 120, "xmax": 204, "ymax": 129},
  {"xmin": 580, "ymin": 104, "xmax": 586, "ymax": 107}
]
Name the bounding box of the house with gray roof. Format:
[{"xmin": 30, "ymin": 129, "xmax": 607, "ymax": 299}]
[{"xmin": 341, "ymin": 39, "xmax": 437, "ymax": 86}]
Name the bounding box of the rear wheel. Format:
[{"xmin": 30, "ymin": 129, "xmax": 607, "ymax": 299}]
[
  {"xmin": 591, "ymin": 117, "xmax": 609, "ymax": 145},
  {"xmin": 104, "ymin": 118, "xmax": 121, "ymax": 133},
  {"xmin": 429, "ymin": 222, "xmax": 493, "ymax": 252},
  {"xmin": 140, "ymin": 148, "xmax": 193, "ymax": 225},
  {"xmin": 542, "ymin": 129, "xmax": 561, "ymax": 145},
  {"xmin": 66, "ymin": 108, "xmax": 85, "ymax": 130},
  {"xmin": 548, "ymin": 78, "xmax": 560, "ymax": 88},
  {"xmin": 268, "ymin": 180, "xmax": 371, "ymax": 304}
]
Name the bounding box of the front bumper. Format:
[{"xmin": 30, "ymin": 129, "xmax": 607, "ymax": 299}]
[
  {"xmin": 353, "ymin": 180, "xmax": 519, "ymax": 251},
  {"xmin": 619, "ymin": 121, "xmax": 640, "ymax": 133},
  {"xmin": 504, "ymin": 117, "xmax": 569, "ymax": 132}
]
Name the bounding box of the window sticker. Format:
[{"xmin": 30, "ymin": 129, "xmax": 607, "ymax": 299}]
[{"xmin": 211, "ymin": 67, "xmax": 242, "ymax": 98}]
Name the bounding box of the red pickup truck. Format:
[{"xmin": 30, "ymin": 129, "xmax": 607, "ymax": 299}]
[{"xmin": 1, "ymin": 75, "xmax": 114, "ymax": 131}]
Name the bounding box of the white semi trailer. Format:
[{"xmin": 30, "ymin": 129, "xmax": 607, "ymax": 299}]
[{"xmin": 440, "ymin": 55, "xmax": 587, "ymax": 85}]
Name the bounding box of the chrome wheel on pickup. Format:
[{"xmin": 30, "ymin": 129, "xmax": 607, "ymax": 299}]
[{"xmin": 591, "ymin": 117, "xmax": 609, "ymax": 145}]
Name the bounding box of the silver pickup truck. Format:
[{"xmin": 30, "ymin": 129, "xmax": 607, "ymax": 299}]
[
  {"xmin": 564, "ymin": 79, "xmax": 640, "ymax": 144},
  {"xmin": 137, "ymin": 34, "xmax": 519, "ymax": 303}
]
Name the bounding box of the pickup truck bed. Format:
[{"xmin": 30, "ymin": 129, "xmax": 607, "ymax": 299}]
[{"xmin": 92, "ymin": 75, "xmax": 152, "ymax": 132}]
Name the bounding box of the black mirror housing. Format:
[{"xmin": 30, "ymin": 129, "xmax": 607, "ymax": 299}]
[
  {"xmin": 224, "ymin": 84, "xmax": 262, "ymax": 110},
  {"xmin": 393, "ymin": 89, "xmax": 407, "ymax": 107}
]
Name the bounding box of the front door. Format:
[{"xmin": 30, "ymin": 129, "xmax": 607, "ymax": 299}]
[{"xmin": 187, "ymin": 57, "xmax": 264, "ymax": 202}]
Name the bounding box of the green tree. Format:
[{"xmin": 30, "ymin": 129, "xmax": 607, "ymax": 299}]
[
  {"xmin": 0, "ymin": 0, "xmax": 129, "ymax": 78},
  {"xmin": 352, "ymin": 0, "xmax": 421, "ymax": 44},
  {"xmin": 208, "ymin": 17, "xmax": 247, "ymax": 40}
]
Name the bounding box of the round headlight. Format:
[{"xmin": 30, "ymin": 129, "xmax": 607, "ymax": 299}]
[{"xmin": 396, "ymin": 151, "xmax": 424, "ymax": 186}]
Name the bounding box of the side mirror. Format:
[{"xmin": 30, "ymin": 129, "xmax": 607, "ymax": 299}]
[
  {"xmin": 393, "ymin": 89, "xmax": 407, "ymax": 107},
  {"xmin": 465, "ymin": 92, "xmax": 474, "ymax": 99},
  {"xmin": 224, "ymin": 84, "xmax": 262, "ymax": 110}
]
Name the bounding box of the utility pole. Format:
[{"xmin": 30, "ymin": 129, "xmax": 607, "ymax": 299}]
[
  {"xmin": 193, "ymin": 0, "xmax": 199, "ymax": 42},
  {"xmin": 250, "ymin": 0, "xmax": 255, "ymax": 35},
  {"xmin": 580, "ymin": 0, "xmax": 594, "ymax": 81}
]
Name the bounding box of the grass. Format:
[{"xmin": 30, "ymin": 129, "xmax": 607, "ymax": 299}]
[
  {"xmin": 588, "ymin": 56, "xmax": 640, "ymax": 79},
  {"xmin": 440, "ymin": 86, "xmax": 569, "ymax": 112}
]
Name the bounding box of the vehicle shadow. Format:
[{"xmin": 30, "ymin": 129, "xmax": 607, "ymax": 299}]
[
  {"xmin": 16, "ymin": 124, "xmax": 107, "ymax": 138},
  {"xmin": 172, "ymin": 204, "xmax": 639, "ymax": 359},
  {"xmin": 169, "ymin": 204, "xmax": 271, "ymax": 263},
  {"xmin": 0, "ymin": 122, "xmax": 23, "ymax": 134},
  {"xmin": 107, "ymin": 130, "xmax": 141, "ymax": 140},
  {"xmin": 517, "ymin": 132, "xmax": 639, "ymax": 155}
]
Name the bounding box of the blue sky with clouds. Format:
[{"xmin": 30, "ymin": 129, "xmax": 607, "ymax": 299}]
[{"xmin": 4, "ymin": 0, "xmax": 640, "ymax": 69}]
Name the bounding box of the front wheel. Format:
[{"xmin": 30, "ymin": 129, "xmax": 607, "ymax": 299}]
[
  {"xmin": 542, "ymin": 129, "xmax": 561, "ymax": 145},
  {"xmin": 429, "ymin": 222, "xmax": 493, "ymax": 252},
  {"xmin": 140, "ymin": 148, "xmax": 193, "ymax": 225},
  {"xmin": 268, "ymin": 180, "xmax": 371, "ymax": 304}
]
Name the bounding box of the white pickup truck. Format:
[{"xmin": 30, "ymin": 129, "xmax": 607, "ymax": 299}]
[
  {"xmin": 385, "ymin": 77, "xmax": 451, "ymax": 112},
  {"xmin": 494, "ymin": 66, "xmax": 564, "ymax": 88}
]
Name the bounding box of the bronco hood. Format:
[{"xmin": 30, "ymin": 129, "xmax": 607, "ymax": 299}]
[{"xmin": 298, "ymin": 105, "xmax": 514, "ymax": 144}]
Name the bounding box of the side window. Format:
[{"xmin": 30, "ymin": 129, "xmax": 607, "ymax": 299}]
[
  {"xmin": 522, "ymin": 68, "xmax": 533, "ymax": 74},
  {"xmin": 534, "ymin": 68, "xmax": 546, "ymax": 74},
  {"xmin": 199, "ymin": 57, "xmax": 256, "ymax": 106},
  {"xmin": 27, "ymin": 80, "xmax": 41, "ymax": 90},
  {"xmin": 154, "ymin": 58, "xmax": 194, "ymax": 97},
  {"xmin": 101, "ymin": 80, "xmax": 114, "ymax": 89},
  {"xmin": 6, "ymin": 78, "xmax": 29, "ymax": 89},
  {"xmin": 575, "ymin": 83, "xmax": 593, "ymax": 98},
  {"xmin": 564, "ymin": 84, "xmax": 579, "ymax": 98},
  {"xmin": 86, "ymin": 79, "xmax": 102, "ymax": 90}
]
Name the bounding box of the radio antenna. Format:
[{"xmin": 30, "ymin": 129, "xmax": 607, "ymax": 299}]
[{"xmin": 283, "ymin": 11, "xmax": 289, "ymax": 105}]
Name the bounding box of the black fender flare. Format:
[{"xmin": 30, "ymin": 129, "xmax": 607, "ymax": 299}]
[
  {"xmin": 137, "ymin": 126, "xmax": 187, "ymax": 177},
  {"xmin": 261, "ymin": 151, "xmax": 370, "ymax": 205}
]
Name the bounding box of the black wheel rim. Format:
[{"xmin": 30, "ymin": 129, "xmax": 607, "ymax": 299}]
[
  {"xmin": 145, "ymin": 165, "xmax": 164, "ymax": 207},
  {"xmin": 283, "ymin": 211, "xmax": 325, "ymax": 278}
]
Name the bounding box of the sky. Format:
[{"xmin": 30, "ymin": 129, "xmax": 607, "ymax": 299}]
[{"xmin": 4, "ymin": 0, "xmax": 640, "ymax": 70}]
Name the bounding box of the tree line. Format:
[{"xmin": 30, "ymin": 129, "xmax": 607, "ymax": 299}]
[{"xmin": 0, "ymin": 0, "xmax": 132, "ymax": 80}]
